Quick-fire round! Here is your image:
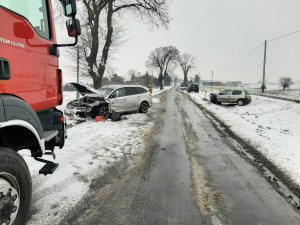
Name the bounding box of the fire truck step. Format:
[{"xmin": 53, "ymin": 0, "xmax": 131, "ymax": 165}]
[
  {"xmin": 39, "ymin": 162, "xmax": 59, "ymax": 175},
  {"xmin": 44, "ymin": 130, "xmax": 59, "ymax": 142}
]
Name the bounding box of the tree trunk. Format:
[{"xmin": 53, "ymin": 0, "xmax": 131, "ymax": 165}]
[
  {"xmin": 184, "ymin": 73, "xmax": 188, "ymax": 83},
  {"xmin": 97, "ymin": 0, "xmax": 114, "ymax": 86},
  {"xmin": 159, "ymin": 71, "xmax": 164, "ymax": 90},
  {"xmin": 93, "ymin": 76, "xmax": 102, "ymax": 89}
]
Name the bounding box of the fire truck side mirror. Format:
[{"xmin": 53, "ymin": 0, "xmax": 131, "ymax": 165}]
[
  {"xmin": 13, "ymin": 22, "xmax": 34, "ymax": 40},
  {"xmin": 66, "ymin": 19, "xmax": 81, "ymax": 37},
  {"xmin": 61, "ymin": 0, "xmax": 77, "ymax": 17}
]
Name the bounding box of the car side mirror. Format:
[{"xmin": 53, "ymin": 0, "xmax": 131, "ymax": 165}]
[
  {"xmin": 61, "ymin": 0, "xmax": 77, "ymax": 17},
  {"xmin": 13, "ymin": 22, "xmax": 34, "ymax": 40},
  {"xmin": 66, "ymin": 18, "xmax": 81, "ymax": 37}
]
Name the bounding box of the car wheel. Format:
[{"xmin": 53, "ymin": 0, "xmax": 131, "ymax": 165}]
[
  {"xmin": 98, "ymin": 105, "xmax": 110, "ymax": 119},
  {"xmin": 237, "ymin": 99, "xmax": 244, "ymax": 106},
  {"xmin": 139, "ymin": 101, "xmax": 149, "ymax": 113},
  {"xmin": 0, "ymin": 148, "xmax": 32, "ymax": 225}
]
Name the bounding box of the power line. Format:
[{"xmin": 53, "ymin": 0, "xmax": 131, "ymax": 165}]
[
  {"xmin": 214, "ymin": 28, "xmax": 300, "ymax": 73},
  {"xmin": 268, "ymin": 28, "xmax": 300, "ymax": 42},
  {"xmin": 215, "ymin": 42, "xmax": 264, "ymax": 72}
]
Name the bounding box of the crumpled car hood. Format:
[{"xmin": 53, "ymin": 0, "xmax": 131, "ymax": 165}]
[{"xmin": 69, "ymin": 82, "xmax": 104, "ymax": 97}]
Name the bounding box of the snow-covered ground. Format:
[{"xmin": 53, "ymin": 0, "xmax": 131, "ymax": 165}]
[
  {"xmin": 22, "ymin": 114, "xmax": 153, "ymax": 225},
  {"xmin": 22, "ymin": 88, "xmax": 170, "ymax": 225},
  {"xmin": 187, "ymin": 91, "xmax": 300, "ymax": 187}
]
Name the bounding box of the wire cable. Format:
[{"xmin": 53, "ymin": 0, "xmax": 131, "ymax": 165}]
[
  {"xmin": 215, "ymin": 42, "xmax": 264, "ymax": 72},
  {"xmin": 213, "ymin": 28, "xmax": 300, "ymax": 74},
  {"xmin": 268, "ymin": 28, "xmax": 300, "ymax": 42}
]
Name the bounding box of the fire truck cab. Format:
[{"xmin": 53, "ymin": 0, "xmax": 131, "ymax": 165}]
[{"xmin": 0, "ymin": 0, "xmax": 80, "ymax": 224}]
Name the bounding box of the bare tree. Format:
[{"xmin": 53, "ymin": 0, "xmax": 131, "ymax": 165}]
[
  {"xmin": 75, "ymin": 0, "xmax": 170, "ymax": 89},
  {"xmin": 178, "ymin": 53, "xmax": 195, "ymax": 83},
  {"xmin": 146, "ymin": 46, "xmax": 179, "ymax": 90},
  {"xmin": 279, "ymin": 77, "xmax": 294, "ymax": 90}
]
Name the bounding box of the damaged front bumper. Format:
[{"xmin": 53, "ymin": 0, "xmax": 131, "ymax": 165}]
[{"xmin": 65, "ymin": 99, "xmax": 103, "ymax": 119}]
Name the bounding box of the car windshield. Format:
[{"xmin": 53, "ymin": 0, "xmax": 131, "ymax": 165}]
[{"xmin": 97, "ymin": 88, "xmax": 114, "ymax": 97}]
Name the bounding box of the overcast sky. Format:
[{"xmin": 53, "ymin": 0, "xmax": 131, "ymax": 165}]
[{"xmin": 57, "ymin": 0, "xmax": 300, "ymax": 84}]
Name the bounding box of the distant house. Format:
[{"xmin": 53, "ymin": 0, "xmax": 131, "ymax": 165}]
[
  {"xmin": 201, "ymin": 80, "xmax": 222, "ymax": 86},
  {"xmin": 225, "ymin": 81, "xmax": 242, "ymax": 87}
]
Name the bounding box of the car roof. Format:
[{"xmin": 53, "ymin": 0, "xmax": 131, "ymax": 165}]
[{"xmin": 101, "ymin": 85, "xmax": 146, "ymax": 89}]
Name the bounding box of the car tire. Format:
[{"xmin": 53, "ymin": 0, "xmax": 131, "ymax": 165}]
[
  {"xmin": 237, "ymin": 99, "xmax": 244, "ymax": 106},
  {"xmin": 139, "ymin": 101, "xmax": 149, "ymax": 113},
  {"xmin": 97, "ymin": 105, "xmax": 110, "ymax": 119},
  {"xmin": 0, "ymin": 147, "xmax": 32, "ymax": 225}
]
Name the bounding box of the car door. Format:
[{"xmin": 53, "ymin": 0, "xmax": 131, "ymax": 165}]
[
  {"xmin": 124, "ymin": 87, "xmax": 139, "ymax": 111},
  {"xmin": 231, "ymin": 90, "xmax": 243, "ymax": 102},
  {"xmin": 109, "ymin": 88, "xmax": 127, "ymax": 112},
  {"xmin": 217, "ymin": 90, "xmax": 232, "ymax": 102}
]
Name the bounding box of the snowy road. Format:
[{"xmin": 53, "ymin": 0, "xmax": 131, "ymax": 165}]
[{"xmin": 57, "ymin": 89, "xmax": 300, "ymax": 225}]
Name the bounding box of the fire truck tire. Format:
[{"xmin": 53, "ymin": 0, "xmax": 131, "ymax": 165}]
[{"xmin": 0, "ymin": 148, "xmax": 32, "ymax": 225}]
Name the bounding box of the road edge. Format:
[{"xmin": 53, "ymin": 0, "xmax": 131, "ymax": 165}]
[{"xmin": 182, "ymin": 90, "xmax": 300, "ymax": 211}]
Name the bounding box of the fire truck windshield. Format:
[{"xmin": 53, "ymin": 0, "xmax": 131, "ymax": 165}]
[{"xmin": 0, "ymin": 0, "xmax": 51, "ymax": 39}]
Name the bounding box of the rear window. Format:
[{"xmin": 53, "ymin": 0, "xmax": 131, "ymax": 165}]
[
  {"xmin": 0, "ymin": 0, "xmax": 51, "ymax": 39},
  {"xmin": 232, "ymin": 90, "xmax": 242, "ymax": 95},
  {"xmin": 135, "ymin": 87, "xmax": 147, "ymax": 94},
  {"xmin": 125, "ymin": 87, "xmax": 138, "ymax": 96}
]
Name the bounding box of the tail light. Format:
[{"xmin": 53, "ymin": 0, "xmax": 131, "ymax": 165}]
[{"xmin": 60, "ymin": 115, "xmax": 65, "ymax": 124}]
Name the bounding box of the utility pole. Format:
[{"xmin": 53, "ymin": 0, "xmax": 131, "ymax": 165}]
[
  {"xmin": 262, "ymin": 40, "xmax": 267, "ymax": 94},
  {"xmin": 76, "ymin": 45, "xmax": 80, "ymax": 100},
  {"xmin": 211, "ymin": 70, "xmax": 214, "ymax": 92}
]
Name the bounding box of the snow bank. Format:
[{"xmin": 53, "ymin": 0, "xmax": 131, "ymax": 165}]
[
  {"xmin": 152, "ymin": 86, "xmax": 173, "ymax": 96},
  {"xmin": 22, "ymin": 113, "xmax": 154, "ymax": 225},
  {"xmin": 188, "ymin": 91, "xmax": 300, "ymax": 186}
]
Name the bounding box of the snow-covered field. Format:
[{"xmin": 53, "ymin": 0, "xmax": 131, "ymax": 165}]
[
  {"xmin": 197, "ymin": 83, "xmax": 300, "ymax": 101},
  {"xmin": 251, "ymin": 88, "xmax": 300, "ymax": 101},
  {"xmin": 21, "ymin": 88, "xmax": 169, "ymax": 225},
  {"xmin": 188, "ymin": 91, "xmax": 300, "ymax": 187}
]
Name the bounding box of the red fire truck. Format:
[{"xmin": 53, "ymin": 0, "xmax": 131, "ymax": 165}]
[{"xmin": 0, "ymin": 0, "xmax": 80, "ymax": 224}]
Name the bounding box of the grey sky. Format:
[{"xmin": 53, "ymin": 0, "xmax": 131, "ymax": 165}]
[{"xmin": 58, "ymin": 0, "xmax": 300, "ymax": 84}]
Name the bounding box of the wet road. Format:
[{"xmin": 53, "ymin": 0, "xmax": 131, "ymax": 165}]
[{"xmin": 60, "ymin": 89, "xmax": 300, "ymax": 225}]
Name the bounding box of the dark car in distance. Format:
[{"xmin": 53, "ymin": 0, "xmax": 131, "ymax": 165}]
[
  {"xmin": 187, "ymin": 84, "xmax": 199, "ymax": 93},
  {"xmin": 180, "ymin": 82, "xmax": 189, "ymax": 90}
]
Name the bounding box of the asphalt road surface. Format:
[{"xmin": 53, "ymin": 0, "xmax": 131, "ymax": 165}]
[{"xmin": 60, "ymin": 88, "xmax": 300, "ymax": 225}]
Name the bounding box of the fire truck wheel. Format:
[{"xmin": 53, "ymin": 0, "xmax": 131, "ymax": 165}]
[{"xmin": 0, "ymin": 148, "xmax": 32, "ymax": 225}]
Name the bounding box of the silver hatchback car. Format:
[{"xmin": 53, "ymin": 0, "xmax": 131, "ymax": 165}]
[
  {"xmin": 65, "ymin": 83, "xmax": 152, "ymax": 119},
  {"xmin": 101, "ymin": 85, "xmax": 153, "ymax": 114},
  {"xmin": 212, "ymin": 89, "xmax": 252, "ymax": 106}
]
